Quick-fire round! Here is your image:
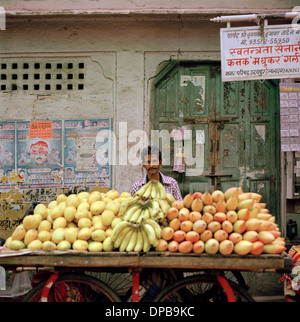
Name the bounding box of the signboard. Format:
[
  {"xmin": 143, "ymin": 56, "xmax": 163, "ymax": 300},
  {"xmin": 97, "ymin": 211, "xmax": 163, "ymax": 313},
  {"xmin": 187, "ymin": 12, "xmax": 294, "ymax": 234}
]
[
  {"xmin": 280, "ymin": 83, "xmax": 300, "ymax": 152},
  {"xmin": 221, "ymin": 24, "xmax": 300, "ymax": 81}
]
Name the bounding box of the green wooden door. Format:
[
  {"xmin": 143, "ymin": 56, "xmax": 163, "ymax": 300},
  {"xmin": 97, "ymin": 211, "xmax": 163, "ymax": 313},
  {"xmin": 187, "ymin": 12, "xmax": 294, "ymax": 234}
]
[{"xmin": 152, "ymin": 62, "xmax": 280, "ymax": 217}]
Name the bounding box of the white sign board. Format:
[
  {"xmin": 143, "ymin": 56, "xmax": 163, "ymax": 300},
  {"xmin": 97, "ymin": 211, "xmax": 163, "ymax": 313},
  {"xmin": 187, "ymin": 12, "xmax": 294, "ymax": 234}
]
[{"xmin": 221, "ymin": 24, "xmax": 300, "ymax": 82}]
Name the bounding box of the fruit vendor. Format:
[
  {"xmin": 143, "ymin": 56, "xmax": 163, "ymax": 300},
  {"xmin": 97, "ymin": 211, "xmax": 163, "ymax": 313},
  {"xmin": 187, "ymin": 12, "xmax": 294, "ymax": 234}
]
[{"xmin": 130, "ymin": 145, "xmax": 183, "ymax": 200}]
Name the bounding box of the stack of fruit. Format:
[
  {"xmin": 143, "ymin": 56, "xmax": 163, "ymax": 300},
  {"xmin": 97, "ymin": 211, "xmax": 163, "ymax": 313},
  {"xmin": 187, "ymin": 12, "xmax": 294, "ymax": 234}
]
[
  {"xmin": 5, "ymin": 190, "xmax": 134, "ymax": 252},
  {"xmin": 4, "ymin": 181, "xmax": 172, "ymax": 253},
  {"xmin": 110, "ymin": 180, "xmax": 172, "ymax": 252},
  {"xmin": 157, "ymin": 187, "xmax": 286, "ymax": 255}
]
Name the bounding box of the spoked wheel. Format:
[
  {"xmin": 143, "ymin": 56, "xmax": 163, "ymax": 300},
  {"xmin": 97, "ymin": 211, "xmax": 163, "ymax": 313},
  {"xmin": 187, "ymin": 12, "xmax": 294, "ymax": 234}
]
[
  {"xmin": 22, "ymin": 273, "xmax": 121, "ymax": 302},
  {"xmin": 153, "ymin": 274, "xmax": 254, "ymax": 302},
  {"xmin": 182, "ymin": 271, "xmax": 248, "ymax": 289},
  {"xmin": 88, "ymin": 272, "xmax": 133, "ymax": 301}
]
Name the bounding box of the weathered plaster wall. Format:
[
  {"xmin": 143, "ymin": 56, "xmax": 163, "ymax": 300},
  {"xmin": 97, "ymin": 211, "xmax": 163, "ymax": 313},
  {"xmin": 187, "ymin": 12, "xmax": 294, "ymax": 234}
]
[
  {"xmin": 2, "ymin": 0, "xmax": 299, "ymax": 12},
  {"xmin": 0, "ymin": 16, "xmax": 222, "ymax": 193}
]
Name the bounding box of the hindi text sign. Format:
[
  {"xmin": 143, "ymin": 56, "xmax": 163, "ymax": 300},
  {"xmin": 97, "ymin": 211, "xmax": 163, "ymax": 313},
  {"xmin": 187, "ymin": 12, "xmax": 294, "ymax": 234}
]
[
  {"xmin": 221, "ymin": 24, "xmax": 300, "ymax": 82},
  {"xmin": 29, "ymin": 121, "xmax": 53, "ymax": 139}
]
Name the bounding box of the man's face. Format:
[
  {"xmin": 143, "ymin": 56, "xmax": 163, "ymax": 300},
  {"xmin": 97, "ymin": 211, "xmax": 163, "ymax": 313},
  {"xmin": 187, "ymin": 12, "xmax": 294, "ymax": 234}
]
[
  {"xmin": 143, "ymin": 153, "xmax": 161, "ymax": 176},
  {"xmin": 30, "ymin": 143, "xmax": 48, "ymax": 165}
]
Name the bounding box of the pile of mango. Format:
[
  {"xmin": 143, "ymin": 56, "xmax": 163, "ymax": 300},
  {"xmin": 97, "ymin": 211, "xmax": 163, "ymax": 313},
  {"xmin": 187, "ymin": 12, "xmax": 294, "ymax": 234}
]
[
  {"xmin": 5, "ymin": 190, "xmax": 131, "ymax": 252},
  {"xmin": 157, "ymin": 188, "xmax": 286, "ymax": 255}
]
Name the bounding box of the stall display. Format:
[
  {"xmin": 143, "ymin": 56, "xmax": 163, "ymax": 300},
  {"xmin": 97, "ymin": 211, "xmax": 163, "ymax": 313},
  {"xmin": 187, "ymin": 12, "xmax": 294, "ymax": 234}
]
[{"xmin": 3, "ymin": 185, "xmax": 286, "ymax": 255}]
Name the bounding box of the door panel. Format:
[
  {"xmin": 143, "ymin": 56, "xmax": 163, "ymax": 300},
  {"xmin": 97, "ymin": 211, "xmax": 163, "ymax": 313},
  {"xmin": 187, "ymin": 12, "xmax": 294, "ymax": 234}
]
[
  {"xmin": 183, "ymin": 122, "xmax": 210, "ymax": 193},
  {"xmin": 187, "ymin": 67, "xmax": 211, "ymax": 117},
  {"xmin": 153, "ymin": 62, "xmax": 279, "ymax": 217},
  {"xmin": 215, "ymin": 74, "xmax": 245, "ymax": 192}
]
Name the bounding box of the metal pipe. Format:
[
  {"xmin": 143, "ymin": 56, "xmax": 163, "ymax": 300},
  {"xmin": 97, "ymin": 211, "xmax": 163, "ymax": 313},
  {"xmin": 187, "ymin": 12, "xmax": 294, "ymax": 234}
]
[
  {"xmin": 210, "ymin": 11, "xmax": 300, "ymax": 23},
  {"xmin": 211, "ymin": 14, "xmax": 258, "ymax": 23}
]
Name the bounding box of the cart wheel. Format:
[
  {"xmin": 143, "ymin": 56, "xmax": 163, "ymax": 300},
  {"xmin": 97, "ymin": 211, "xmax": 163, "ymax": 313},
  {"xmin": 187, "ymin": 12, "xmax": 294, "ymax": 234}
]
[
  {"xmin": 182, "ymin": 271, "xmax": 248, "ymax": 289},
  {"xmin": 153, "ymin": 274, "xmax": 254, "ymax": 302},
  {"xmin": 22, "ymin": 273, "xmax": 121, "ymax": 302},
  {"xmin": 88, "ymin": 272, "xmax": 132, "ymax": 300}
]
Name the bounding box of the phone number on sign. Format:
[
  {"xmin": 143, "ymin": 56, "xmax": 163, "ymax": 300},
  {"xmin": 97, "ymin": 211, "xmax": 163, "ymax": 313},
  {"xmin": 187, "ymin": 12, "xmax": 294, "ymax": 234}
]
[{"xmin": 249, "ymin": 37, "xmax": 292, "ymax": 45}]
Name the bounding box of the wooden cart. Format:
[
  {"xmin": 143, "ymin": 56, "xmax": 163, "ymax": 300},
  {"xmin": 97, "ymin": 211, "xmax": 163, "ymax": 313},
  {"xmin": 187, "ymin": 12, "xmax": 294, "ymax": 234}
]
[{"xmin": 0, "ymin": 250, "xmax": 294, "ymax": 302}]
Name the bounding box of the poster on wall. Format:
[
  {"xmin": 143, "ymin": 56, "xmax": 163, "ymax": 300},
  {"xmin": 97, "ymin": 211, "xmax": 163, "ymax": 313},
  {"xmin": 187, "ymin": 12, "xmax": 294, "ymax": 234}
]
[
  {"xmin": 280, "ymin": 83, "xmax": 300, "ymax": 152},
  {"xmin": 0, "ymin": 122, "xmax": 16, "ymax": 188},
  {"xmin": 64, "ymin": 119, "xmax": 111, "ymax": 188},
  {"xmin": 16, "ymin": 120, "xmax": 63, "ymax": 188}
]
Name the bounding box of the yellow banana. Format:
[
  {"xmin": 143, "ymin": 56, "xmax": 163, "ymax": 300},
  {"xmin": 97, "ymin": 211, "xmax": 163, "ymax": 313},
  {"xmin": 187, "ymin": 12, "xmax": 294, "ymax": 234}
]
[
  {"xmin": 113, "ymin": 226, "xmax": 132, "ymax": 248},
  {"xmin": 123, "ymin": 204, "xmax": 141, "ymax": 221},
  {"xmin": 110, "ymin": 221, "xmax": 131, "ymax": 242},
  {"xmin": 157, "ymin": 182, "xmax": 167, "ymax": 199},
  {"xmin": 119, "ymin": 229, "xmax": 134, "ymax": 252},
  {"xmin": 129, "ymin": 207, "xmax": 143, "ymax": 223},
  {"xmin": 166, "ymin": 193, "xmax": 175, "ymax": 206},
  {"xmin": 148, "ymin": 206, "xmax": 156, "ymax": 220},
  {"xmin": 126, "ymin": 229, "xmax": 138, "ymax": 252},
  {"xmin": 149, "ymin": 206, "xmax": 160, "ymax": 221},
  {"xmin": 157, "ymin": 211, "xmax": 165, "ymax": 222},
  {"xmin": 134, "ymin": 229, "xmax": 144, "ymax": 252},
  {"xmin": 136, "ymin": 209, "xmax": 146, "ymax": 223},
  {"xmin": 141, "ymin": 228, "xmax": 150, "ymax": 252},
  {"xmin": 151, "ymin": 199, "xmax": 161, "ymax": 211},
  {"xmin": 143, "ymin": 223, "xmax": 158, "ymax": 247},
  {"xmin": 134, "ymin": 181, "xmax": 151, "ymax": 198},
  {"xmin": 143, "ymin": 184, "xmax": 153, "ymax": 199},
  {"xmin": 150, "ymin": 200, "xmax": 161, "ymax": 221},
  {"xmin": 150, "ymin": 182, "xmax": 158, "ymax": 199},
  {"xmin": 155, "ymin": 183, "xmax": 162, "ymax": 199},
  {"xmin": 141, "ymin": 208, "xmax": 150, "ymax": 221},
  {"xmin": 156, "ymin": 199, "xmax": 170, "ymax": 214},
  {"xmin": 119, "ymin": 198, "xmax": 137, "ymax": 217},
  {"xmin": 144, "ymin": 219, "xmax": 162, "ymax": 240}
]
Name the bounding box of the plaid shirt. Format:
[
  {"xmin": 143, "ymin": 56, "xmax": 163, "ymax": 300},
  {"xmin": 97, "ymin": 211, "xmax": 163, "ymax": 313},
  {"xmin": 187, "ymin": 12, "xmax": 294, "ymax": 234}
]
[{"xmin": 129, "ymin": 172, "xmax": 183, "ymax": 200}]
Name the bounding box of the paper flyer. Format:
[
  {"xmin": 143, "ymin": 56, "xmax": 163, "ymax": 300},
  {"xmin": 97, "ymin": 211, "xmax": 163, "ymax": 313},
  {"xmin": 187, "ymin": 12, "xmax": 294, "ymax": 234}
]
[
  {"xmin": 280, "ymin": 83, "xmax": 300, "ymax": 152},
  {"xmin": 0, "ymin": 122, "xmax": 16, "ymax": 188},
  {"xmin": 64, "ymin": 119, "xmax": 112, "ymax": 188},
  {"xmin": 16, "ymin": 120, "xmax": 63, "ymax": 188}
]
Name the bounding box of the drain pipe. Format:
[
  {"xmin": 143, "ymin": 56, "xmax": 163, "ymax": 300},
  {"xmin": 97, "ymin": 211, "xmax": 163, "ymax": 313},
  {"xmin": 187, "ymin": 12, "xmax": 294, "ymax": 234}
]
[{"xmin": 210, "ymin": 11, "xmax": 300, "ymax": 23}]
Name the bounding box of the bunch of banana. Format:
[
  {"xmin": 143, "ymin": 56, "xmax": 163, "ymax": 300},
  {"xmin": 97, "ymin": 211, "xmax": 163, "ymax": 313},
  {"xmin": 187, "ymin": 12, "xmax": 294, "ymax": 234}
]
[
  {"xmin": 152, "ymin": 198, "xmax": 171, "ymax": 214},
  {"xmin": 110, "ymin": 219, "xmax": 162, "ymax": 252},
  {"xmin": 134, "ymin": 180, "xmax": 167, "ymax": 200},
  {"xmin": 130, "ymin": 200, "xmax": 169, "ymax": 223},
  {"xmin": 120, "ymin": 199, "xmax": 148, "ymax": 222},
  {"xmin": 119, "ymin": 197, "xmax": 139, "ymax": 218}
]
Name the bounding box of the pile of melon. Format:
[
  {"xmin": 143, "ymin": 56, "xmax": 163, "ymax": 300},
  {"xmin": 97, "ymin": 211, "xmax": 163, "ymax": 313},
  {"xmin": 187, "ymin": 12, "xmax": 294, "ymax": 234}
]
[{"xmin": 156, "ymin": 188, "xmax": 285, "ymax": 255}]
